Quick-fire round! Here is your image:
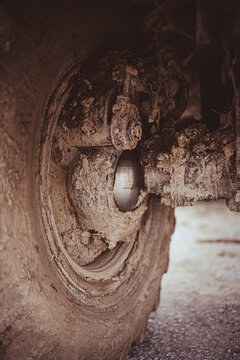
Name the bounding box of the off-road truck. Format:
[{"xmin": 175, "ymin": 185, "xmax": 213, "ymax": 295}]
[{"xmin": 0, "ymin": 0, "xmax": 239, "ymax": 359}]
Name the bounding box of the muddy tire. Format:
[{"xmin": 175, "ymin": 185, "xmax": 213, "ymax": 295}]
[{"xmin": 0, "ymin": 2, "xmax": 175, "ymax": 359}]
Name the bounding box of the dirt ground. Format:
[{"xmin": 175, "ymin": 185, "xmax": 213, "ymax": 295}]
[{"xmin": 128, "ymin": 200, "xmax": 240, "ymax": 360}]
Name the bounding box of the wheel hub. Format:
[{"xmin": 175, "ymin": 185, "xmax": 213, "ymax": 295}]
[
  {"xmin": 114, "ymin": 150, "xmax": 144, "ymax": 212},
  {"xmin": 68, "ymin": 147, "xmax": 146, "ymax": 250},
  {"xmin": 39, "ymin": 47, "xmax": 187, "ymax": 297}
]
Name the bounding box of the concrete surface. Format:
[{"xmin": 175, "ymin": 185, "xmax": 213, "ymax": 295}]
[{"xmin": 128, "ymin": 201, "xmax": 240, "ymax": 360}]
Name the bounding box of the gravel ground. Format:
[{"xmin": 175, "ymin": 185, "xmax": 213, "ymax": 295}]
[{"xmin": 128, "ymin": 201, "xmax": 240, "ymax": 360}]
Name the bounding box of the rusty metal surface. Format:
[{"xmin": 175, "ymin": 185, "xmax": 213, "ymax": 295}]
[
  {"xmin": 110, "ymin": 95, "xmax": 142, "ymax": 150},
  {"xmin": 142, "ymin": 114, "xmax": 237, "ymax": 209}
]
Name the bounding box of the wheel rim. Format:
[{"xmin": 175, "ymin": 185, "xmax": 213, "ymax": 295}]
[{"xmin": 39, "ymin": 62, "xmax": 148, "ymax": 301}]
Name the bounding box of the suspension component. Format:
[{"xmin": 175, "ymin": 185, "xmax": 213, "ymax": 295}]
[{"xmin": 142, "ymin": 114, "xmax": 239, "ymax": 211}]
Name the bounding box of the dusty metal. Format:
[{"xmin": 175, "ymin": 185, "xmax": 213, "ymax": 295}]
[
  {"xmin": 68, "ymin": 147, "xmax": 147, "ymax": 250},
  {"xmin": 110, "ymin": 65, "xmax": 143, "ymax": 151},
  {"xmin": 46, "ymin": 46, "xmax": 189, "ymax": 281},
  {"xmin": 51, "ymin": 47, "xmax": 188, "ymax": 166},
  {"xmin": 110, "ymin": 95, "xmax": 142, "ymax": 150},
  {"xmin": 143, "ymin": 116, "xmax": 238, "ymax": 210}
]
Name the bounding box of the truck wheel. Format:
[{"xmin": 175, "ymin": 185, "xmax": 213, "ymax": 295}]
[{"xmin": 0, "ymin": 3, "xmax": 175, "ymax": 359}]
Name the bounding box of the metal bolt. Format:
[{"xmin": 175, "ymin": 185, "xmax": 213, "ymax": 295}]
[
  {"xmin": 112, "ymin": 104, "xmax": 121, "ymax": 114},
  {"xmin": 80, "ymin": 230, "xmax": 91, "ymax": 245},
  {"xmin": 128, "ymin": 121, "xmax": 142, "ymax": 141},
  {"xmin": 236, "ymin": 190, "xmax": 240, "ymax": 203}
]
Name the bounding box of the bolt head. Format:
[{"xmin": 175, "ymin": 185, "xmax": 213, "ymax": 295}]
[
  {"xmin": 112, "ymin": 104, "xmax": 121, "ymax": 114},
  {"xmin": 128, "ymin": 121, "xmax": 142, "ymax": 140}
]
